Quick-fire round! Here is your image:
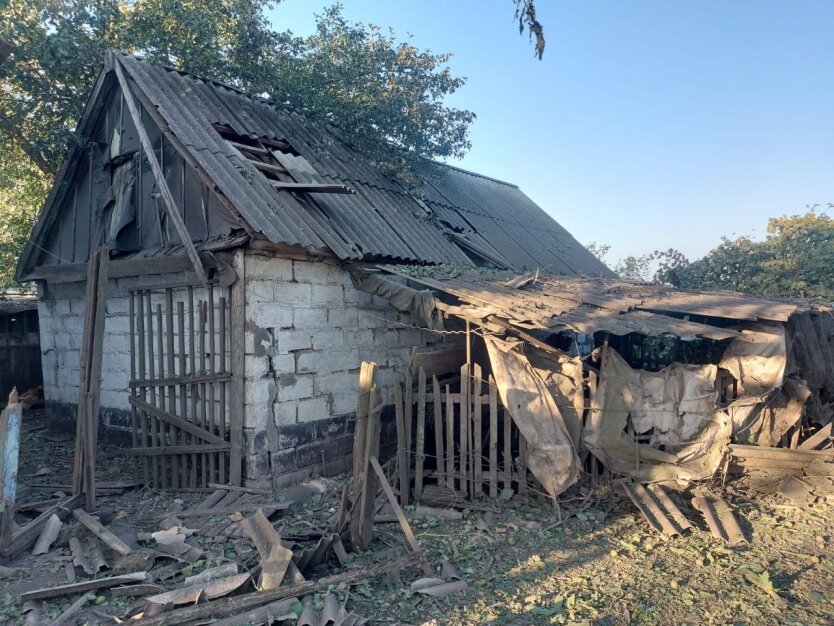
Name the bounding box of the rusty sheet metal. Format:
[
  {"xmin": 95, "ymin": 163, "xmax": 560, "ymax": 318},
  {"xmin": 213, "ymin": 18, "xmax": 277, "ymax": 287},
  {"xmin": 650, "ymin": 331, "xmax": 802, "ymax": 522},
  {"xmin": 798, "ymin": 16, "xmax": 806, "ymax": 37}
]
[
  {"xmin": 117, "ymin": 52, "xmax": 611, "ymax": 273},
  {"xmin": 691, "ymin": 495, "xmax": 746, "ymax": 545},
  {"xmin": 622, "ymin": 482, "xmax": 693, "ymax": 536}
]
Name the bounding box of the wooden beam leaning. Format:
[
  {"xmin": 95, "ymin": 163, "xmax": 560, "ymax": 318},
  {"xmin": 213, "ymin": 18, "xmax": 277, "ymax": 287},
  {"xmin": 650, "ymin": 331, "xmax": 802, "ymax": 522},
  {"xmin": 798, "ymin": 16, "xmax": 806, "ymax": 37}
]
[
  {"xmin": 129, "ymin": 397, "xmax": 224, "ymax": 444},
  {"xmin": 229, "ymin": 249, "xmax": 245, "ymax": 486},
  {"xmin": 113, "ymin": 58, "xmax": 208, "ymax": 286}
]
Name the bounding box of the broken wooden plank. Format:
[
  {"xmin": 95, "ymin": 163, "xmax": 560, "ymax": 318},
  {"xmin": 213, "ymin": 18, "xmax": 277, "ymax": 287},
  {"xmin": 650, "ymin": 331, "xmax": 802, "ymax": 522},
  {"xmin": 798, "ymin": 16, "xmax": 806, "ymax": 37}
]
[
  {"xmin": 175, "ymin": 502, "xmax": 291, "ymax": 518},
  {"xmin": 31, "ymin": 514, "xmax": 62, "ymax": 556},
  {"xmin": 207, "ymin": 483, "xmax": 271, "ymax": 495},
  {"xmin": 799, "ymin": 423, "xmax": 833, "ymax": 450},
  {"xmin": 136, "ymin": 553, "xmax": 421, "ymax": 626},
  {"xmin": 0, "ymin": 390, "xmax": 21, "ymax": 560},
  {"xmin": 19, "ymin": 571, "xmax": 147, "ymax": 601},
  {"xmin": 240, "ymin": 509, "xmax": 293, "ymax": 590},
  {"xmin": 9, "ymin": 494, "xmax": 83, "ymax": 559},
  {"xmin": 357, "ymin": 386, "xmax": 381, "ymax": 551},
  {"xmin": 368, "ymin": 456, "xmax": 433, "ymax": 576},
  {"xmin": 129, "ymin": 396, "xmax": 224, "ymax": 444},
  {"xmin": 350, "ymin": 361, "xmax": 378, "ymax": 551},
  {"xmin": 73, "ymin": 508, "xmax": 132, "ymax": 556}
]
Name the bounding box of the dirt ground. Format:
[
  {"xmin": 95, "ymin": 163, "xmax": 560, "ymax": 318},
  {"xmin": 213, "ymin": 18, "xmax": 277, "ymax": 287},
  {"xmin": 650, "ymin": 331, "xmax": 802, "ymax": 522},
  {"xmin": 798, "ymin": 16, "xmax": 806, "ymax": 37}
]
[{"xmin": 1, "ymin": 411, "xmax": 833, "ymax": 625}]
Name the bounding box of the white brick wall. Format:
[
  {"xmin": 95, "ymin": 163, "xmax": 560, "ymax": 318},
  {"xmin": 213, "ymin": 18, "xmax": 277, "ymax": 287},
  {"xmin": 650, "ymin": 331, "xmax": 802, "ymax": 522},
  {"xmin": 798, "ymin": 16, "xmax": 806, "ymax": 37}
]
[{"xmin": 243, "ymin": 251, "xmax": 444, "ymax": 436}]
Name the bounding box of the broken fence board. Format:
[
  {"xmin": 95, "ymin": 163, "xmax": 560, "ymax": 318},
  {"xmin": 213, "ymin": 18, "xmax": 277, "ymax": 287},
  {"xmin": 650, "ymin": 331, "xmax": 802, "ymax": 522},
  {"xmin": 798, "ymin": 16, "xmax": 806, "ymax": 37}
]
[
  {"xmin": 432, "ymin": 376, "xmax": 445, "ymax": 490},
  {"xmin": 368, "ymin": 456, "xmax": 433, "ymax": 576},
  {"xmin": 73, "ymin": 508, "xmax": 133, "ymax": 556},
  {"xmin": 240, "ymin": 509, "xmax": 293, "ymax": 590},
  {"xmin": 799, "ymin": 423, "xmax": 833, "ymax": 450},
  {"xmin": 415, "ymin": 367, "xmax": 426, "ymax": 502},
  {"xmin": 19, "ymin": 571, "xmax": 147, "ymax": 601}
]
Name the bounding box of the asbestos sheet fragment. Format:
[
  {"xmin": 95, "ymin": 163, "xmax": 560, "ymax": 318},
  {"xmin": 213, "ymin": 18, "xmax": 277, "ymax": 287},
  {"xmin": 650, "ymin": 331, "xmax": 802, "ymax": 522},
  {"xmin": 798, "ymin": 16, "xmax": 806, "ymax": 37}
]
[
  {"xmin": 778, "ymin": 476, "xmax": 817, "ymax": 508},
  {"xmin": 586, "ymin": 348, "xmax": 732, "ymax": 484},
  {"xmin": 411, "ymin": 578, "xmax": 468, "ymax": 597},
  {"xmin": 240, "ymin": 509, "xmax": 293, "ymax": 590},
  {"xmin": 484, "ymin": 336, "xmax": 580, "ymax": 497},
  {"xmin": 622, "ymin": 482, "xmax": 692, "ymax": 536},
  {"xmin": 31, "ymin": 514, "xmax": 62, "ymax": 555},
  {"xmin": 143, "ymin": 572, "xmax": 251, "ymax": 614},
  {"xmin": 691, "ymin": 495, "xmax": 746, "ymax": 545},
  {"xmin": 69, "ymin": 537, "xmax": 108, "ymax": 575}
]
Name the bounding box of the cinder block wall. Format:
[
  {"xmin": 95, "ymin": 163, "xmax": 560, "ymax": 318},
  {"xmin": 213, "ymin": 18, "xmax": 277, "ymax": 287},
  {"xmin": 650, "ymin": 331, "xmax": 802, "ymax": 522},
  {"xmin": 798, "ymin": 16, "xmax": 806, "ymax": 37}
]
[
  {"xmin": 243, "ymin": 251, "xmax": 443, "ymax": 486},
  {"xmin": 37, "ymin": 271, "xmax": 214, "ymax": 437}
]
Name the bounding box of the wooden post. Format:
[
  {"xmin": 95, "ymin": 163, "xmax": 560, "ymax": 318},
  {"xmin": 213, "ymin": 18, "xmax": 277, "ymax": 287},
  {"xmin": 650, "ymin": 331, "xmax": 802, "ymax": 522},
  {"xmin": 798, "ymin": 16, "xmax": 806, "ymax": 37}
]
[
  {"xmin": 0, "ymin": 390, "xmax": 21, "ymax": 560},
  {"xmin": 489, "ymin": 376, "xmax": 498, "ymax": 498},
  {"xmin": 83, "ymin": 393, "xmax": 96, "ymax": 512},
  {"xmin": 229, "ymin": 249, "xmax": 245, "ymax": 486},
  {"xmin": 459, "ymin": 364, "xmax": 469, "ymax": 496},
  {"xmin": 472, "ymin": 363, "xmax": 482, "ymax": 496},
  {"xmin": 404, "ymin": 369, "xmax": 413, "ymax": 476},
  {"xmin": 431, "ymin": 376, "xmax": 444, "ymax": 489},
  {"xmin": 518, "ymin": 435, "xmax": 528, "ymax": 494},
  {"xmin": 350, "ymin": 362, "xmax": 377, "ymax": 551},
  {"xmin": 357, "ymin": 386, "xmax": 381, "ymax": 550},
  {"xmin": 415, "ymin": 367, "xmax": 426, "ymax": 502}
]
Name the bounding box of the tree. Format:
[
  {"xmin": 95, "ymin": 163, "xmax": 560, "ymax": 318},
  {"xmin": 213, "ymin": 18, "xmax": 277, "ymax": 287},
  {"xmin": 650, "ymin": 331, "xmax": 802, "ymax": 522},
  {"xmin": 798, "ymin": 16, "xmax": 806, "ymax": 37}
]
[
  {"xmin": 0, "ymin": 0, "xmax": 475, "ymax": 286},
  {"xmin": 514, "ymin": 0, "xmax": 545, "ymax": 59}
]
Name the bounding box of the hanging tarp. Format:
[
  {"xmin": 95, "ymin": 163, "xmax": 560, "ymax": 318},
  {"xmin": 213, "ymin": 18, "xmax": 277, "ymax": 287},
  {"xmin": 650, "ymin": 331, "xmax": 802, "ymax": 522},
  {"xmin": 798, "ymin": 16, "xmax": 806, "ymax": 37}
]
[
  {"xmin": 484, "ymin": 336, "xmax": 580, "ymax": 498},
  {"xmin": 351, "ymin": 272, "xmax": 444, "ymax": 331},
  {"xmin": 585, "ymin": 349, "xmax": 732, "ymax": 484}
]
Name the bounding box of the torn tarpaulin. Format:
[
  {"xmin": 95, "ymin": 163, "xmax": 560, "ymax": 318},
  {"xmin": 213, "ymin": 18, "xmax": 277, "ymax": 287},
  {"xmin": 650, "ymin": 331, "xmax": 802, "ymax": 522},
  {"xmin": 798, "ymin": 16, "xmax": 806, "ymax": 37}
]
[
  {"xmin": 484, "ymin": 336, "xmax": 580, "ymax": 497},
  {"xmin": 350, "ymin": 272, "xmax": 443, "ymax": 331},
  {"xmin": 585, "ymin": 348, "xmax": 732, "ymax": 484}
]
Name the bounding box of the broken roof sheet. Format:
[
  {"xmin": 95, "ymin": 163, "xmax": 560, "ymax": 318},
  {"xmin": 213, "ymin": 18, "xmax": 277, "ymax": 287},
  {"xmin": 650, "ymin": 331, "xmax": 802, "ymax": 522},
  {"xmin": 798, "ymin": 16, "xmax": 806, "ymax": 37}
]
[
  {"xmin": 116, "ymin": 53, "xmax": 613, "ymax": 274},
  {"xmin": 379, "ymin": 266, "xmax": 825, "ymax": 340}
]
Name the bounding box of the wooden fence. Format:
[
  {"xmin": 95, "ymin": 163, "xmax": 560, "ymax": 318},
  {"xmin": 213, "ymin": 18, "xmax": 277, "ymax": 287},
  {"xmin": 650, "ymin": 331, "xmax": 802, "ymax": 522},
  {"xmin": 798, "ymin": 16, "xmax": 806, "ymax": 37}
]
[{"xmin": 394, "ymin": 362, "xmax": 538, "ymax": 505}]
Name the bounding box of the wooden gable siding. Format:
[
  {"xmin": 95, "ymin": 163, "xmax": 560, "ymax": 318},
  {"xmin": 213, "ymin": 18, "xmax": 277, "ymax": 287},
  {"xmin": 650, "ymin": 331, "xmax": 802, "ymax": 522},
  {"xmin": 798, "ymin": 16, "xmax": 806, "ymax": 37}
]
[{"xmin": 33, "ymin": 78, "xmax": 241, "ymax": 272}]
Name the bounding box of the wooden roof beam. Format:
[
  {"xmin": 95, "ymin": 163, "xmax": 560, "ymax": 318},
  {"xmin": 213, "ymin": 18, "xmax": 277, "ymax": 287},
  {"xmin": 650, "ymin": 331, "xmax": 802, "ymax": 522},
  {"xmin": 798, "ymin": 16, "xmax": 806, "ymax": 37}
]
[{"xmin": 113, "ymin": 58, "xmax": 209, "ymax": 286}]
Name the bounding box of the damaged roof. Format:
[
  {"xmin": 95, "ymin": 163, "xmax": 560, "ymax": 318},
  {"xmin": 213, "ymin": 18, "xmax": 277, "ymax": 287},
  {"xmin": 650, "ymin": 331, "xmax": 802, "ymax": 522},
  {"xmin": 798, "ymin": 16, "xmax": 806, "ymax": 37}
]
[
  {"xmin": 380, "ymin": 266, "xmax": 825, "ymax": 340},
  {"xmin": 26, "ymin": 51, "xmax": 611, "ymax": 275}
]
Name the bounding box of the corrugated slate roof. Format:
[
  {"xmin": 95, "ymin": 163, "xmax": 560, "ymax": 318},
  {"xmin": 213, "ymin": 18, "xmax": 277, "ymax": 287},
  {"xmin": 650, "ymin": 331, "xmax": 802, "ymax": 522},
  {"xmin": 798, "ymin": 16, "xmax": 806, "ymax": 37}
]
[
  {"xmin": 379, "ymin": 266, "xmax": 827, "ymax": 341},
  {"xmin": 120, "ymin": 53, "xmax": 614, "ymax": 273}
]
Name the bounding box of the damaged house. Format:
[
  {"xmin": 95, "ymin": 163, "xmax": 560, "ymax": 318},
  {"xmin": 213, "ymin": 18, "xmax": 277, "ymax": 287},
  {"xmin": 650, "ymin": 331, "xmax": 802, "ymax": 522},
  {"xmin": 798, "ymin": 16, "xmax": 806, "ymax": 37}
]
[
  {"xmin": 18, "ymin": 51, "xmax": 834, "ymax": 497},
  {"xmin": 15, "ymin": 51, "xmax": 611, "ymax": 489}
]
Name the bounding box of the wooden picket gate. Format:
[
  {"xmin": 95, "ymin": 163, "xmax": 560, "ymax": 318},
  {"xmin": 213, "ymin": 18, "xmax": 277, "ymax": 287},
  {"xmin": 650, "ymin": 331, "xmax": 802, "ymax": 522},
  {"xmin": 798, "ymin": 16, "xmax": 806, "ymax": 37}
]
[
  {"xmin": 128, "ymin": 285, "xmax": 234, "ymax": 489},
  {"xmin": 395, "ymin": 363, "xmax": 536, "ymax": 505}
]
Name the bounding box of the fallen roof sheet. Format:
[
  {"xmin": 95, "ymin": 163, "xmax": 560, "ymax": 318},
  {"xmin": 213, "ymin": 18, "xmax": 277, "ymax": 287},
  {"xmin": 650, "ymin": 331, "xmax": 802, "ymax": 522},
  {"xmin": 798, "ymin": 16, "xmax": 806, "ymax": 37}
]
[{"xmin": 377, "ymin": 266, "xmax": 831, "ymax": 341}]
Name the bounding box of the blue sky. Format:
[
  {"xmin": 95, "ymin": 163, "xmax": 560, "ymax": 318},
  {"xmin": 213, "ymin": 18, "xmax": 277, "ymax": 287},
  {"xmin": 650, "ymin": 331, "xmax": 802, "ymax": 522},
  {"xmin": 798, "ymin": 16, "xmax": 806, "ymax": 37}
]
[{"xmin": 267, "ymin": 1, "xmax": 834, "ymax": 263}]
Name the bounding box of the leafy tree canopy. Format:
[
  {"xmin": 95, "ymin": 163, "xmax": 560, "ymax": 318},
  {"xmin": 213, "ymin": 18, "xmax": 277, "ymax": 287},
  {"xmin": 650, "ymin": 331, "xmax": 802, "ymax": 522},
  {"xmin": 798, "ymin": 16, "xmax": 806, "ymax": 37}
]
[{"xmin": 589, "ymin": 211, "xmax": 834, "ymax": 301}]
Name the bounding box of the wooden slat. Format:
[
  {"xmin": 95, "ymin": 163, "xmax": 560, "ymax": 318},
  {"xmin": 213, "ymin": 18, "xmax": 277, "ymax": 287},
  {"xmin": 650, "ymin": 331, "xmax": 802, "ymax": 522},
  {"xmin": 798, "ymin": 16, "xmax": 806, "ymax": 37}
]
[
  {"xmin": 415, "ymin": 367, "xmax": 426, "ymax": 503},
  {"xmin": 188, "ymin": 286, "xmax": 198, "ymax": 488},
  {"xmin": 368, "ymin": 456, "xmax": 432, "ymax": 576},
  {"xmin": 459, "ymin": 364, "xmax": 469, "ymax": 496},
  {"xmin": 129, "ymin": 397, "xmax": 224, "ymax": 444},
  {"xmin": 404, "ymin": 370, "xmax": 413, "ymax": 481},
  {"xmin": 128, "ymin": 443, "xmax": 231, "ymax": 457},
  {"xmin": 489, "ymin": 376, "xmax": 498, "ymax": 498},
  {"xmin": 358, "ymin": 385, "xmax": 380, "ymax": 550},
  {"xmin": 218, "ymin": 295, "xmax": 228, "ymax": 484},
  {"xmin": 199, "ymin": 300, "xmax": 208, "ymax": 487},
  {"xmin": 473, "ymin": 363, "xmax": 482, "ymax": 495},
  {"xmin": 165, "ymin": 289, "xmax": 178, "ymax": 489},
  {"xmin": 113, "ymin": 59, "xmax": 208, "ymax": 286},
  {"xmin": 156, "ymin": 303, "xmax": 168, "ymax": 489},
  {"xmin": 128, "ymin": 372, "xmax": 232, "ymax": 388},
  {"xmin": 518, "ymin": 434, "xmax": 528, "ymax": 494},
  {"xmin": 504, "ymin": 398, "xmax": 512, "ymax": 491},
  {"xmin": 208, "ymin": 285, "xmax": 217, "ymax": 485},
  {"xmin": 146, "ymin": 291, "xmax": 160, "ymax": 486},
  {"xmin": 177, "ymin": 301, "xmax": 188, "ymax": 492},
  {"xmin": 82, "ymin": 393, "xmax": 96, "ymax": 511},
  {"xmin": 229, "ymin": 249, "xmax": 245, "ymax": 486},
  {"xmin": 394, "ymin": 382, "xmax": 408, "ymax": 507},
  {"xmin": 129, "ymin": 292, "xmax": 138, "ymax": 480},
  {"xmin": 431, "ymin": 376, "xmax": 444, "ymax": 489},
  {"xmin": 136, "ymin": 291, "xmax": 149, "ymax": 481},
  {"xmin": 72, "ymin": 508, "xmax": 132, "ymax": 556},
  {"xmin": 445, "ymin": 384, "xmax": 454, "ymax": 495}
]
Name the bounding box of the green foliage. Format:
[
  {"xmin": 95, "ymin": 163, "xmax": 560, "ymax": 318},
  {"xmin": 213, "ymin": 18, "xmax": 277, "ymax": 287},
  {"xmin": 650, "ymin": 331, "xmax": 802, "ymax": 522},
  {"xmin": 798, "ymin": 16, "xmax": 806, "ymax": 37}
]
[
  {"xmin": 0, "ymin": 138, "xmax": 50, "ymax": 288},
  {"xmin": 591, "ymin": 211, "xmax": 834, "ymax": 301},
  {"xmin": 514, "ymin": 0, "xmax": 545, "ymax": 59}
]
